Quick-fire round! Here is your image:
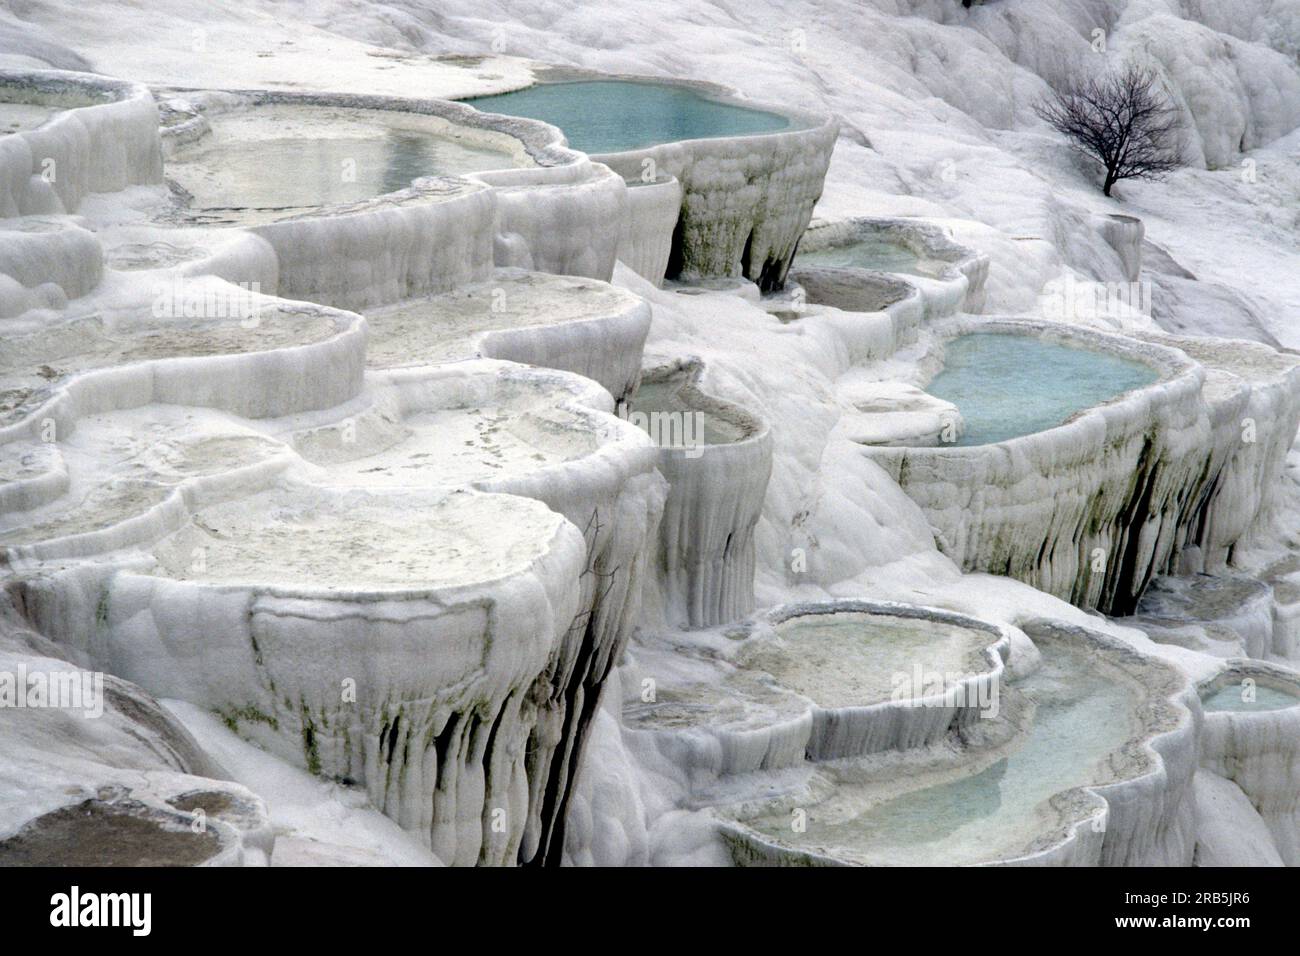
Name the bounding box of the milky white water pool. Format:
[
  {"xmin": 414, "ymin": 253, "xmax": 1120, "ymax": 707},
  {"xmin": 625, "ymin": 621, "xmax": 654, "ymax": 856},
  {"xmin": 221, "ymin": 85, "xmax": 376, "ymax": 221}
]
[{"xmin": 167, "ymin": 104, "xmax": 526, "ymax": 224}]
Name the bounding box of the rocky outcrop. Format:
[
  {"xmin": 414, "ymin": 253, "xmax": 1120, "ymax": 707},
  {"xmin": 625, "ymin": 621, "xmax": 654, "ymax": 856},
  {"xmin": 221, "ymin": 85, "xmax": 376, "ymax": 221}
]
[{"xmin": 0, "ymin": 592, "xmax": 274, "ymax": 866}]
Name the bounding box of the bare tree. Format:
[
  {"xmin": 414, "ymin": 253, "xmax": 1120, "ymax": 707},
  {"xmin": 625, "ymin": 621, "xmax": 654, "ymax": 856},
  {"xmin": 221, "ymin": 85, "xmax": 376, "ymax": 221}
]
[{"xmin": 1035, "ymin": 64, "xmax": 1183, "ymax": 196}]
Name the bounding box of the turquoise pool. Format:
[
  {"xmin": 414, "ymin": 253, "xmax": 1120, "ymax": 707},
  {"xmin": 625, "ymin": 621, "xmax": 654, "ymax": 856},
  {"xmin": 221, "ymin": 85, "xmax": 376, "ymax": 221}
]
[
  {"xmin": 1202, "ymin": 683, "xmax": 1300, "ymax": 712},
  {"xmin": 463, "ymin": 80, "xmax": 791, "ymax": 154},
  {"xmin": 925, "ymin": 333, "xmax": 1159, "ymax": 446}
]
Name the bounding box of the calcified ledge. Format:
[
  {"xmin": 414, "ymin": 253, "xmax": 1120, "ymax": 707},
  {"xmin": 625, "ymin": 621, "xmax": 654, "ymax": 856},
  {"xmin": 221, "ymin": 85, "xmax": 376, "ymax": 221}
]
[
  {"xmin": 97, "ymin": 222, "xmax": 279, "ymax": 295},
  {"xmin": 0, "ymin": 69, "xmax": 677, "ymax": 866},
  {"xmin": 365, "ymin": 268, "xmax": 652, "ymax": 402},
  {"xmin": 0, "ymin": 218, "xmax": 103, "ymax": 317},
  {"xmin": 718, "ymin": 620, "xmax": 1198, "ymax": 867},
  {"xmin": 785, "ymin": 267, "xmax": 925, "ymax": 361},
  {"xmin": 793, "ymin": 216, "xmax": 990, "ymax": 317},
  {"xmin": 765, "ymin": 601, "xmax": 1011, "ymax": 762},
  {"xmin": 158, "ymin": 87, "xmax": 659, "ymax": 309},
  {"xmin": 1134, "ymin": 572, "xmax": 1276, "ymax": 660},
  {"xmin": 0, "ymin": 290, "xmax": 364, "ymax": 518},
  {"xmin": 861, "ymin": 316, "xmax": 1300, "ymax": 615},
  {"xmin": 484, "ymin": 67, "xmax": 838, "ymax": 291},
  {"xmin": 618, "ymin": 175, "xmax": 682, "ymax": 288},
  {"xmin": 0, "ymin": 595, "xmax": 275, "ymax": 867},
  {"xmin": 633, "ymin": 359, "xmax": 772, "ymax": 628},
  {"xmin": 624, "ymin": 599, "xmax": 1011, "ymax": 778},
  {"xmin": 8, "ymin": 360, "xmax": 664, "ymax": 866},
  {"xmin": 1198, "ymin": 660, "xmax": 1300, "ymax": 864},
  {"xmin": 0, "ymin": 69, "xmax": 163, "ymax": 216},
  {"xmin": 1135, "ymin": 332, "xmax": 1300, "ymax": 576}
]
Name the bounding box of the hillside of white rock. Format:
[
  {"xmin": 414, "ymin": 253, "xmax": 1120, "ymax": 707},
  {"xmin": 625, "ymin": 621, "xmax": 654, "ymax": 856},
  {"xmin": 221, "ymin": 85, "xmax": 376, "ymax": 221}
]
[{"xmin": 0, "ymin": 0, "xmax": 1297, "ymax": 868}]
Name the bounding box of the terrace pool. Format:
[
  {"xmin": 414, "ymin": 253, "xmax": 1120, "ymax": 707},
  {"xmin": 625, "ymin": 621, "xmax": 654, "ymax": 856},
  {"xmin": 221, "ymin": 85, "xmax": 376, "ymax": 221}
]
[
  {"xmin": 796, "ymin": 236, "xmax": 946, "ymax": 278},
  {"xmin": 1202, "ymin": 684, "xmax": 1300, "ymax": 713},
  {"xmin": 625, "ymin": 374, "xmax": 749, "ymax": 446},
  {"xmin": 0, "ymin": 102, "xmax": 61, "ymax": 133},
  {"xmin": 925, "ymin": 333, "xmax": 1159, "ymax": 446},
  {"xmin": 749, "ymin": 610, "xmax": 994, "ymax": 707},
  {"xmin": 167, "ymin": 103, "xmax": 526, "ymax": 225},
  {"xmin": 737, "ymin": 638, "xmax": 1140, "ymax": 866},
  {"xmin": 463, "ymin": 80, "xmax": 791, "ymax": 154}
]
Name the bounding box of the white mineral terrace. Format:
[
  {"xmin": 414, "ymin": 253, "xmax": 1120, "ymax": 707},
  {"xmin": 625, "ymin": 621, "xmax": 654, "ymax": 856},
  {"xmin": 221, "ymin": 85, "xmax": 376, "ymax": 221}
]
[
  {"xmin": 624, "ymin": 362, "xmax": 772, "ymax": 628},
  {"xmin": 463, "ymin": 71, "xmax": 838, "ymax": 291},
  {"xmin": 1197, "ymin": 662, "xmax": 1300, "ymax": 864},
  {"xmin": 166, "ymin": 101, "xmax": 534, "ymax": 226},
  {"xmin": 1, "ymin": 0, "xmax": 1300, "ymax": 873},
  {"xmin": 715, "ymin": 622, "xmax": 1194, "ymax": 867},
  {"xmin": 623, "ymin": 601, "xmax": 1010, "ymax": 774},
  {"xmin": 365, "ymin": 268, "xmax": 651, "ymax": 400}
]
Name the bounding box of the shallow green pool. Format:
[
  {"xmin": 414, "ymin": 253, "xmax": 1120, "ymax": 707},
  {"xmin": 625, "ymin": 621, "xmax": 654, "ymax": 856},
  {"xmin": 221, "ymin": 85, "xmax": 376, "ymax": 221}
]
[
  {"xmin": 797, "ymin": 236, "xmax": 945, "ymax": 277},
  {"xmin": 464, "ymin": 80, "xmax": 791, "ymax": 154}
]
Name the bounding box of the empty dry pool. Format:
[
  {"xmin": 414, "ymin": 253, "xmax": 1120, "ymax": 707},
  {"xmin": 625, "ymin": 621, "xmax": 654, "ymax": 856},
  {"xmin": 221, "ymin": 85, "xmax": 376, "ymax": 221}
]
[
  {"xmin": 364, "ymin": 269, "xmax": 651, "ymax": 400},
  {"xmin": 623, "ymin": 601, "xmax": 1007, "ymax": 774},
  {"xmin": 293, "ymin": 367, "xmax": 612, "ymax": 491}
]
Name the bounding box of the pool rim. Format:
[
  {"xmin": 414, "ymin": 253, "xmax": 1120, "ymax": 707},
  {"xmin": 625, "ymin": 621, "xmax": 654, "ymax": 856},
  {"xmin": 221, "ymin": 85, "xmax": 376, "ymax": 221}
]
[
  {"xmin": 156, "ymin": 85, "xmax": 599, "ymax": 224},
  {"xmin": 795, "ymin": 215, "xmax": 987, "ymax": 284},
  {"xmin": 1197, "ymin": 659, "xmax": 1300, "ymax": 715},
  {"xmin": 910, "ymin": 316, "xmax": 1199, "ymax": 453},
  {"xmin": 714, "ymin": 618, "xmax": 1196, "ymax": 867},
  {"xmin": 761, "ymin": 597, "xmax": 1013, "ymax": 711},
  {"xmin": 631, "ymin": 357, "xmax": 772, "ymax": 450}
]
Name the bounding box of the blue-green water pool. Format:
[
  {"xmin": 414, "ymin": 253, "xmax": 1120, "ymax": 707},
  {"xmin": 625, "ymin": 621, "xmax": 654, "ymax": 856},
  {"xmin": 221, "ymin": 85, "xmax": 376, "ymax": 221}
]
[
  {"xmin": 463, "ymin": 80, "xmax": 791, "ymax": 154},
  {"xmin": 925, "ymin": 333, "xmax": 1159, "ymax": 446},
  {"xmin": 1202, "ymin": 683, "xmax": 1300, "ymax": 712},
  {"xmin": 743, "ymin": 639, "xmax": 1139, "ymax": 865}
]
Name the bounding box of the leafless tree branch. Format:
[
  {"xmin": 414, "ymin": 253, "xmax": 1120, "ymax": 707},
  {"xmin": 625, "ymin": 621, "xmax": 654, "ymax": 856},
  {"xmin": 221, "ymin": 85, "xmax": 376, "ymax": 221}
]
[{"xmin": 1035, "ymin": 63, "xmax": 1184, "ymax": 196}]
